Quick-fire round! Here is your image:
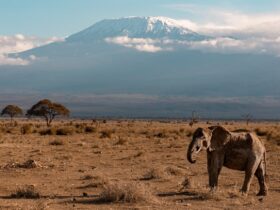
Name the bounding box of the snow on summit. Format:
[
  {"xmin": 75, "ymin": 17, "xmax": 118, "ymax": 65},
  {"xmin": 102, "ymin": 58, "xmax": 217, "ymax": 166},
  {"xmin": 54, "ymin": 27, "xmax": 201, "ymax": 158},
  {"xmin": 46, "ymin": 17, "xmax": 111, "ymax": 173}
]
[{"xmin": 67, "ymin": 16, "xmax": 208, "ymax": 42}]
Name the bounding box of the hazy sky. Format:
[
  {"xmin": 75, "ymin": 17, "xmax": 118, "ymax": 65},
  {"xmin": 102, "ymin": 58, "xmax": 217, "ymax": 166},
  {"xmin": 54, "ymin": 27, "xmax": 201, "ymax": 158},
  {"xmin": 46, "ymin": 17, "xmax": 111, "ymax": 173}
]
[{"xmin": 1, "ymin": 0, "xmax": 280, "ymax": 37}]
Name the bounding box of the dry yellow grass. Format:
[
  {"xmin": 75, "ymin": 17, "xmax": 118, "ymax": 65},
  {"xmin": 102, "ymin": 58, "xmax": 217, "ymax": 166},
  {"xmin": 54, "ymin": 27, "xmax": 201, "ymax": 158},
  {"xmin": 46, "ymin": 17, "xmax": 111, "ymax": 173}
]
[{"xmin": 0, "ymin": 119, "xmax": 277, "ymax": 209}]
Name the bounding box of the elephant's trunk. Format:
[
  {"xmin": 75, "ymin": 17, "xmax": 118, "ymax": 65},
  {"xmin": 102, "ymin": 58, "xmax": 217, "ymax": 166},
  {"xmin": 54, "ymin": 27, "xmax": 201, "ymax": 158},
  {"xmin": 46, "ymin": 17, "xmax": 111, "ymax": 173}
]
[{"xmin": 187, "ymin": 139, "xmax": 197, "ymax": 164}]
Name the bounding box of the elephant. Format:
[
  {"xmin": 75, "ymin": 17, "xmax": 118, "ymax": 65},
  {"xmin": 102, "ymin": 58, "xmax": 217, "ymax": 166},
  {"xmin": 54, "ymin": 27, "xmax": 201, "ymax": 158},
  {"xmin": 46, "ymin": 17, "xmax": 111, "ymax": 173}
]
[{"xmin": 187, "ymin": 126, "xmax": 268, "ymax": 196}]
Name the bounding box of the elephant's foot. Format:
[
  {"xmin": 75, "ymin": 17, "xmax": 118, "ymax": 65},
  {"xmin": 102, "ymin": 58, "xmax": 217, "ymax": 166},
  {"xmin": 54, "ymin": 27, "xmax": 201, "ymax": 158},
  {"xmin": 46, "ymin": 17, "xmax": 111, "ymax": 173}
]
[
  {"xmin": 209, "ymin": 186, "xmax": 217, "ymax": 192},
  {"xmin": 257, "ymin": 190, "xmax": 267, "ymax": 196},
  {"xmin": 240, "ymin": 189, "xmax": 248, "ymax": 196}
]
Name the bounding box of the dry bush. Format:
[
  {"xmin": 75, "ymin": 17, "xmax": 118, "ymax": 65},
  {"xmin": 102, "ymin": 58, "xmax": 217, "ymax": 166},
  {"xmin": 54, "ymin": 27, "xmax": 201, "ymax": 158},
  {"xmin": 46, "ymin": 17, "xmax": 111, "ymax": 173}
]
[
  {"xmin": 113, "ymin": 136, "xmax": 127, "ymax": 146},
  {"xmin": 140, "ymin": 168, "xmax": 162, "ymax": 181},
  {"xmin": 21, "ymin": 124, "xmax": 33, "ymax": 134},
  {"xmin": 81, "ymin": 174, "xmax": 94, "ymax": 180},
  {"xmin": 255, "ymin": 128, "xmax": 269, "ymax": 137},
  {"xmin": 79, "ymin": 175, "xmax": 108, "ymax": 189},
  {"xmin": 97, "ymin": 181, "xmax": 155, "ymax": 203},
  {"xmin": 56, "ymin": 127, "xmax": 74, "ymax": 135},
  {"xmin": 10, "ymin": 185, "xmax": 40, "ymax": 199},
  {"xmin": 100, "ymin": 130, "xmax": 114, "ymax": 139},
  {"xmin": 154, "ymin": 131, "xmax": 168, "ymax": 138},
  {"xmin": 164, "ymin": 166, "xmax": 183, "ymax": 176},
  {"xmin": 84, "ymin": 126, "xmax": 97, "ymax": 133},
  {"xmin": 49, "ymin": 139, "xmax": 64, "ymax": 146},
  {"xmin": 3, "ymin": 159, "xmax": 42, "ymax": 169},
  {"xmin": 39, "ymin": 128, "xmax": 57, "ymax": 135},
  {"xmin": 75, "ymin": 123, "xmax": 86, "ymax": 133},
  {"xmin": 179, "ymin": 177, "xmax": 194, "ymax": 191}
]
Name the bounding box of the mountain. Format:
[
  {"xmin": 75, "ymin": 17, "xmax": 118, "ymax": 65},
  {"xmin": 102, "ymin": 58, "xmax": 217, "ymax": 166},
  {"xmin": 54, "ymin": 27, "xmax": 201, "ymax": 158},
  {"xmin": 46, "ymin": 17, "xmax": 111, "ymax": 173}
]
[
  {"xmin": 2, "ymin": 17, "xmax": 280, "ymax": 119},
  {"xmin": 67, "ymin": 16, "xmax": 209, "ymax": 42}
]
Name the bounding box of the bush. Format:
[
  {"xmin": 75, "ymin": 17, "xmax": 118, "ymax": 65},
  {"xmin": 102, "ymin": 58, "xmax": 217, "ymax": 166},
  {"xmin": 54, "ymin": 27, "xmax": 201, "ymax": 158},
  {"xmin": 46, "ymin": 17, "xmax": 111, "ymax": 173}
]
[
  {"xmin": 140, "ymin": 169, "xmax": 161, "ymax": 181},
  {"xmin": 10, "ymin": 185, "xmax": 40, "ymax": 199},
  {"xmin": 97, "ymin": 182, "xmax": 154, "ymax": 203},
  {"xmin": 49, "ymin": 139, "xmax": 64, "ymax": 146},
  {"xmin": 100, "ymin": 130, "xmax": 114, "ymax": 138},
  {"xmin": 21, "ymin": 124, "xmax": 33, "ymax": 134},
  {"xmin": 40, "ymin": 128, "xmax": 57, "ymax": 135},
  {"xmin": 255, "ymin": 128, "xmax": 268, "ymax": 137},
  {"xmin": 56, "ymin": 127, "xmax": 74, "ymax": 135},
  {"xmin": 84, "ymin": 126, "xmax": 97, "ymax": 133}
]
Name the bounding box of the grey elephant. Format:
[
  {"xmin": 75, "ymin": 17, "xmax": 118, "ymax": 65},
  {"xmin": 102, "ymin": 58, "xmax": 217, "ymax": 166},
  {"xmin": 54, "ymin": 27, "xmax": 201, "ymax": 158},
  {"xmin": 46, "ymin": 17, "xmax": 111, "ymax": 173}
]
[{"xmin": 187, "ymin": 126, "xmax": 268, "ymax": 196}]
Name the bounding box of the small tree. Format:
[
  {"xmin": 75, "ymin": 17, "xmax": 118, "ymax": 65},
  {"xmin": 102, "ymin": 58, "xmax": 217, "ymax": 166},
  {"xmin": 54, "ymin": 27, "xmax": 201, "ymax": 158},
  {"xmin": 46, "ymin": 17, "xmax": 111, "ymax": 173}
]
[
  {"xmin": 26, "ymin": 99, "xmax": 70, "ymax": 126},
  {"xmin": 189, "ymin": 111, "xmax": 199, "ymax": 127},
  {"xmin": 242, "ymin": 114, "xmax": 252, "ymax": 126},
  {"xmin": 1, "ymin": 105, "xmax": 23, "ymax": 123}
]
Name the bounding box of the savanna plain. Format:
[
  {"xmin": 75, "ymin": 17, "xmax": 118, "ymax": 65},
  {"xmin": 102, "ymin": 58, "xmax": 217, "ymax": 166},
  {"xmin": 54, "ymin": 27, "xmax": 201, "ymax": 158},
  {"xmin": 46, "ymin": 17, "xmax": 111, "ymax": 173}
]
[{"xmin": 0, "ymin": 119, "xmax": 279, "ymax": 210}]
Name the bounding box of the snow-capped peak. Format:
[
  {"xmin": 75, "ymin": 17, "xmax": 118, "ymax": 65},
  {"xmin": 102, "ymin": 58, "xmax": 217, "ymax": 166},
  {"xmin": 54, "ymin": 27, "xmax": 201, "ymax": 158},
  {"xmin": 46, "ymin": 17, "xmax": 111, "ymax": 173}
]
[{"xmin": 67, "ymin": 16, "xmax": 208, "ymax": 42}]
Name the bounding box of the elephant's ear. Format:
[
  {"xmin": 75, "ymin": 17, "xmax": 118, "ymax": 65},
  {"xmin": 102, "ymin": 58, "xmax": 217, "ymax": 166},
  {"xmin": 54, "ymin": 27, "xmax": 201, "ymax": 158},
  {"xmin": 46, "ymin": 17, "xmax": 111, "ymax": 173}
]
[{"xmin": 210, "ymin": 126, "xmax": 231, "ymax": 150}]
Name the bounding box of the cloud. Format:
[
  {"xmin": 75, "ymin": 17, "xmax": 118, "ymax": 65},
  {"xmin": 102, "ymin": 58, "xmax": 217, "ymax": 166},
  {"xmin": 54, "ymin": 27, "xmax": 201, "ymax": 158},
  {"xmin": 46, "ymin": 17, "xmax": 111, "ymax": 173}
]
[
  {"xmin": 106, "ymin": 35, "xmax": 280, "ymax": 56},
  {"xmin": 105, "ymin": 6, "xmax": 280, "ymax": 56},
  {"xmin": 105, "ymin": 36, "xmax": 166, "ymax": 52},
  {"xmin": 180, "ymin": 37, "xmax": 280, "ymax": 55},
  {"xmin": 0, "ymin": 34, "xmax": 63, "ymax": 65},
  {"xmin": 166, "ymin": 4, "xmax": 280, "ymax": 38}
]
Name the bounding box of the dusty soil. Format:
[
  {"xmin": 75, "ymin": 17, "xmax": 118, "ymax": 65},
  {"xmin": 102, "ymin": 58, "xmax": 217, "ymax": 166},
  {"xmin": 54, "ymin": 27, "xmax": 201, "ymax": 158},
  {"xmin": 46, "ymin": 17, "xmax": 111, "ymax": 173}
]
[{"xmin": 0, "ymin": 119, "xmax": 279, "ymax": 209}]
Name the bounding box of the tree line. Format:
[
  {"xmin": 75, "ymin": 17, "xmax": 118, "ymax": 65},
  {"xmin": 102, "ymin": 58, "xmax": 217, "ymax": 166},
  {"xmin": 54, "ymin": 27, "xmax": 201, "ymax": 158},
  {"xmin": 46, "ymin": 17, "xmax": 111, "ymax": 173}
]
[{"xmin": 1, "ymin": 99, "xmax": 70, "ymax": 127}]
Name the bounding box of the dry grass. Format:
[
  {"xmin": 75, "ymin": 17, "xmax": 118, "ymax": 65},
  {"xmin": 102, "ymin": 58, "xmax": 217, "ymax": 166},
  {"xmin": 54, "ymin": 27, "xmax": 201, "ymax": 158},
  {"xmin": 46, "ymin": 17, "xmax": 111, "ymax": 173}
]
[
  {"xmin": 56, "ymin": 127, "xmax": 74, "ymax": 135},
  {"xmin": 49, "ymin": 139, "xmax": 65, "ymax": 146},
  {"xmin": 21, "ymin": 124, "xmax": 34, "ymax": 134},
  {"xmin": 100, "ymin": 129, "xmax": 114, "ymax": 138},
  {"xmin": 97, "ymin": 181, "xmax": 156, "ymax": 203},
  {"xmin": 10, "ymin": 185, "xmax": 40, "ymax": 199},
  {"xmin": 0, "ymin": 119, "xmax": 278, "ymax": 209},
  {"xmin": 3, "ymin": 159, "xmax": 42, "ymax": 169},
  {"xmin": 140, "ymin": 168, "xmax": 162, "ymax": 181}
]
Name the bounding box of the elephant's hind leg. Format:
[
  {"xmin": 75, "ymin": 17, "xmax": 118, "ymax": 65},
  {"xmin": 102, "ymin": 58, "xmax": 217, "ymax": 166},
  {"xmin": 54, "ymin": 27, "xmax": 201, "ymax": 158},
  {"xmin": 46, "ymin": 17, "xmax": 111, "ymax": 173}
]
[
  {"xmin": 241, "ymin": 157, "xmax": 260, "ymax": 194},
  {"xmin": 255, "ymin": 160, "xmax": 268, "ymax": 196}
]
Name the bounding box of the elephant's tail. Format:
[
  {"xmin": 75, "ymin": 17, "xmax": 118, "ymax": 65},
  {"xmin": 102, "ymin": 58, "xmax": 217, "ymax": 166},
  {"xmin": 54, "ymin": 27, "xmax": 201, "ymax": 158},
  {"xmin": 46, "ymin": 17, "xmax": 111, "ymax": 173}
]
[{"xmin": 264, "ymin": 151, "xmax": 268, "ymax": 181}]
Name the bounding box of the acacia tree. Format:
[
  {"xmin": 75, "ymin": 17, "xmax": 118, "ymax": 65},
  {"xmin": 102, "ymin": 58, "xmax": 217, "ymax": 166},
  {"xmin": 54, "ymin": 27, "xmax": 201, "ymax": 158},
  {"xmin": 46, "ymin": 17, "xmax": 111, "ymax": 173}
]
[
  {"xmin": 242, "ymin": 113, "xmax": 253, "ymax": 126},
  {"xmin": 189, "ymin": 111, "xmax": 199, "ymax": 127},
  {"xmin": 1, "ymin": 105, "xmax": 23, "ymax": 123},
  {"xmin": 26, "ymin": 99, "xmax": 70, "ymax": 126}
]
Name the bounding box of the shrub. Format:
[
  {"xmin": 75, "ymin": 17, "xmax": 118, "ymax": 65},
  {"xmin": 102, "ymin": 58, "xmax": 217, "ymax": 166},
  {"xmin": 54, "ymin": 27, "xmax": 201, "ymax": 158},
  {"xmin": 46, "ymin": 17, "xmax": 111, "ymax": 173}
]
[
  {"xmin": 100, "ymin": 130, "xmax": 114, "ymax": 138},
  {"xmin": 140, "ymin": 169, "xmax": 161, "ymax": 181},
  {"xmin": 3, "ymin": 159, "xmax": 42, "ymax": 169},
  {"xmin": 84, "ymin": 126, "xmax": 97, "ymax": 133},
  {"xmin": 39, "ymin": 128, "xmax": 57, "ymax": 135},
  {"xmin": 255, "ymin": 128, "xmax": 268, "ymax": 137},
  {"xmin": 49, "ymin": 139, "xmax": 64, "ymax": 146},
  {"xmin": 10, "ymin": 185, "xmax": 40, "ymax": 199},
  {"xmin": 97, "ymin": 182, "xmax": 154, "ymax": 203},
  {"xmin": 179, "ymin": 177, "xmax": 194, "ymax": 191},
  {"xmin": 114, "ymin": 136, "xmax": 127, "ymax": 145},
  {"xmin": 21, "ymin": 124, "xmax": 33, "ymax": 134},
  {"xmin": 154, "ymin": 132, "xmax": 167, "ymax": 138},
  {"xmin": 56, "ymin": 127, "xmax": 74, "ymax": 135}
]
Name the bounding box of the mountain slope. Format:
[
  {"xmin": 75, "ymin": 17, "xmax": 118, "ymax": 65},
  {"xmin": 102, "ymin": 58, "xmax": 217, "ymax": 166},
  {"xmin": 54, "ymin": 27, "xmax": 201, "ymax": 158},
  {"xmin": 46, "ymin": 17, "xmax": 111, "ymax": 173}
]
[{"xmin": 67, "ymin": 16, "xmax": 209, "ymax": 42}]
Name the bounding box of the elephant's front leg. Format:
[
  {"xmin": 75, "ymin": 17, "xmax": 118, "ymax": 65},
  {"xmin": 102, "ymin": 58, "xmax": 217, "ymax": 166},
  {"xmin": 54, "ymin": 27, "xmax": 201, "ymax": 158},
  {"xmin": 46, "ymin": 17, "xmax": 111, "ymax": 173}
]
[{"xmin": 207, "ymin": 151, "xmax": 224, "ymax": 190}]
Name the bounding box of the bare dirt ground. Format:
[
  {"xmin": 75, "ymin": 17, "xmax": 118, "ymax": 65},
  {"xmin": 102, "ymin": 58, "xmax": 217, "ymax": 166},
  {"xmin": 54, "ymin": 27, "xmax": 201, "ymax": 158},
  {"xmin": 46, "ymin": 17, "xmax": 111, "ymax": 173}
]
[{"xmin": 0, "ymin": 119, "xmax": 279, "ymax": 209}]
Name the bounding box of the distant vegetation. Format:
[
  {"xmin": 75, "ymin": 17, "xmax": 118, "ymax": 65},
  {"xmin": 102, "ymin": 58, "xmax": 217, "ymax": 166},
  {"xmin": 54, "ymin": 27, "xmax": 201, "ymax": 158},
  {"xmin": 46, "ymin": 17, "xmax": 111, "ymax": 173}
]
[
  {"xmin": 26, "ymin": 99, "xmax": 70, "ymax": 126},
  {"xmin": 1, "ymin": 105, "xmax": 23, "ymax": 123}
]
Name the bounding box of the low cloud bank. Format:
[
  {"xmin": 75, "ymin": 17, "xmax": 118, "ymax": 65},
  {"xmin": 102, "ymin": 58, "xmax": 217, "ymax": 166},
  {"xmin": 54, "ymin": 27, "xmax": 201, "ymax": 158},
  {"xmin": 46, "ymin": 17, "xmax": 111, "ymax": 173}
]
[{"xmin": 0, "ymin": 34, "xmax": 63, "ymax": 65}]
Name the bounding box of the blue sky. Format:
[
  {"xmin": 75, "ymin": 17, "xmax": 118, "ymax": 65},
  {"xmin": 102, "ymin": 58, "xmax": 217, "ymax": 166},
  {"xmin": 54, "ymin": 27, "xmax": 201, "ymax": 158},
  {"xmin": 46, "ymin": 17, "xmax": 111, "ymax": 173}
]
[{"xmin": 1, "ymin": 0, "xmax": 280, "ymax": 37}]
